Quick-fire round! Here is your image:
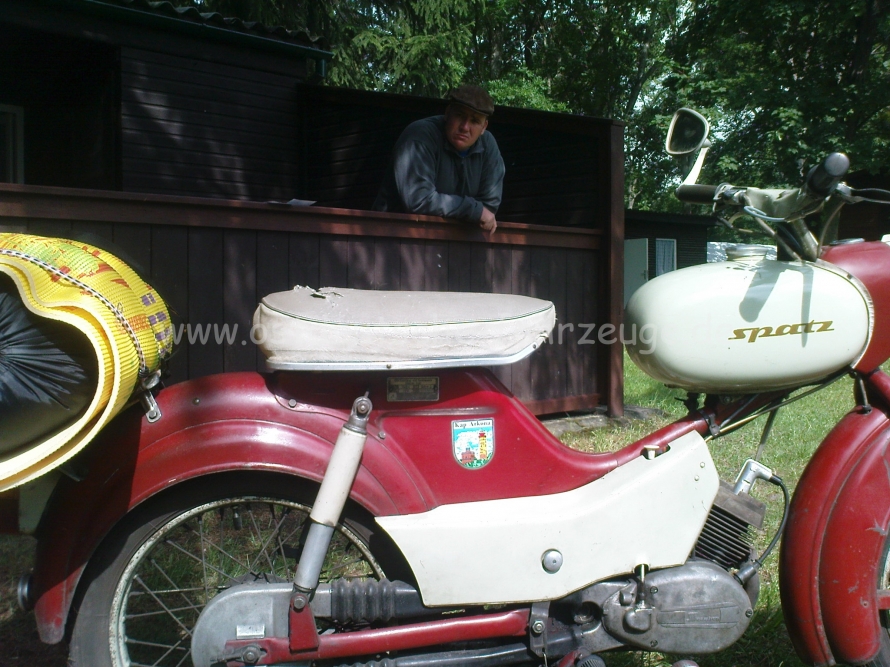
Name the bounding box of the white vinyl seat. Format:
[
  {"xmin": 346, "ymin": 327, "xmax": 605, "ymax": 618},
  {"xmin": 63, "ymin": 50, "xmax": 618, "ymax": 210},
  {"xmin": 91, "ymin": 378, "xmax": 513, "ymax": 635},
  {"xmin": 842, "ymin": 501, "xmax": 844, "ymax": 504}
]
[{"xmin": 253, "ymin": 286, "xmax": 556, "ymax": 370}]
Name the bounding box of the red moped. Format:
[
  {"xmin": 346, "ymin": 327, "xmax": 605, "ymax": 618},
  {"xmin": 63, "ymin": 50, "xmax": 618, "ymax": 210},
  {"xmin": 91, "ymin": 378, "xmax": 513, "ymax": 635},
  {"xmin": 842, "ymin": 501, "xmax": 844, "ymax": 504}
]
[{"xmin": 4, "ymin": 109, "xmax": 890, "ymax": 667}]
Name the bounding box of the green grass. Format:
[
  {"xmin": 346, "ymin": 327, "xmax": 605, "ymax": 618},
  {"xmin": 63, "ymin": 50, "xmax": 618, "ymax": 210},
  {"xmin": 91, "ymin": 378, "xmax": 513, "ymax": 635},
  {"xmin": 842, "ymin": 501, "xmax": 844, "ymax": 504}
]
[
  {"xmin": 559, "ymin": 352, "xmax": 858, "ymax": 667},
  {"xmin": 0, "ymin": 535, "xmax": 68, "ymax": 666}
]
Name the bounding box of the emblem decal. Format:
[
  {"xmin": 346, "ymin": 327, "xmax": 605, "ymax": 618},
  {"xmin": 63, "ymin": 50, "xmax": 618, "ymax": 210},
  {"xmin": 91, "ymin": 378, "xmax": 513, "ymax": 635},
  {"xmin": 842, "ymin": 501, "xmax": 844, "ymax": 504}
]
[
  {"xmin": 452, "ymin": 419, "xmax": 495, "ymax": 469},
  {"xmin": 729, "ymin": 320, "xmax": 834, "ymax": 343}
]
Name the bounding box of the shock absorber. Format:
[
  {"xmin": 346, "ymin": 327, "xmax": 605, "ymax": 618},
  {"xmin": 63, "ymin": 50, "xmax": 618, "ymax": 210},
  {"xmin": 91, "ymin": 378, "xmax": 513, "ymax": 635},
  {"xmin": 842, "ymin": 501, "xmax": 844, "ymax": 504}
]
[{"xmin": 293, "ymin": 394, "xmax": 373, "ymax": 597}]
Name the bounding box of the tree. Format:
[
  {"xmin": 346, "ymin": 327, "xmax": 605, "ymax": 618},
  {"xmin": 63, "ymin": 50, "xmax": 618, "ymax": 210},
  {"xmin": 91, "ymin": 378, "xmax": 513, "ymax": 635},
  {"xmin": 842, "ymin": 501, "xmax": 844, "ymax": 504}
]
[
  {"xmin": 665, "ymin": 0, "xmax": 890, "ymax": 193},
  {"xmin": 190, "ymin": 0, "xmax": 472, "ymax": 96},
  {"xmin": 187, "ymin": 0, "xmax": 890, "ymax": 218}
]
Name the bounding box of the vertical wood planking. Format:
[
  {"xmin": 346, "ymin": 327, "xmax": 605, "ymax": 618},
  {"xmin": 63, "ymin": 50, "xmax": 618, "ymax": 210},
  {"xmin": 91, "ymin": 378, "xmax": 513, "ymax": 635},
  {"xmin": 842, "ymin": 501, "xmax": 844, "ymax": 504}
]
[
  {"xmin": 546, "ymin": 247, "xmax": 569, "ymax": 403},
  {"xmin": 222, "ymin": 229, "xmax": 257, "ymax": 372},
  {"xmin": 528, "ymin": 246, "xmax": 552, "ymax": 403},
  {"xmin": 256, "ymin": 230, "xmax": 291, "ymax": 369},
  {"xmin": 70, "ymin": 220, "xmax": 114, "ymax": 246},
  {"xmin": 446, "ymin": 242, "xmax": 472, "ymax": 292},
  {"xmin": 582, "ymin": 253, "xmax": 599, "ymax": 398},
  {"xmin": 469, "ymin": 244, "xmax": 493, "ymax": 293},
  {"xmin": 187, "ymin": 228, "xmax": 224, "ymax": 378},
  {"xmin": 150, "ymin": 225, "xmax": 189, "ymax": 384},
  {"xmin": 563, "ymin": 249, "xmax": 587, "ymax": 401},
  {"xmin": 508, "ymin": 246, "xmax": 532, "ymax": 401},
  {"xmin": 112, "ymin": 222, "xmax": 152, "ymax": 276},
  {"xmin": 289, "ymin": 233, "xmax": 320, "ymax": 289},
  {"xmin": 348, "ymin": 237, "xmax": 375, "ymax": 289},
  {"xmin": 0, "ymin": 221, "xmax": 28, "ymax": 233},
  {"xmin": 27, "ymin": 219, "xmax": 72, "ymax": 238},
  {"xmin": 488, "ymin": 245, "xmax": 514, "ymax": 389},
  {"xmin": 373, "ymin": 238, "xmax": 401, "ymax": 290},
  {"xmin": 319, "ymin": 236, "xmax": 349, "ymax": 288},
  {"xmin": 424, "ymin": 241, "xmax": 448, "ymax": 292},
  {"xmin": 399, "ymin": 239, "xmax": 426, "ymax": 291}
]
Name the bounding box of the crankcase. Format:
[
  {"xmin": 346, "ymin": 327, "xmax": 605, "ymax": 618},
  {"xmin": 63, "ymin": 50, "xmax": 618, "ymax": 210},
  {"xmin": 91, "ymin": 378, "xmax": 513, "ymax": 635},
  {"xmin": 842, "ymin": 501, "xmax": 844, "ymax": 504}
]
[{"xmin": 601, "ymin": 560, "xmax": 753, "ymax": 654}]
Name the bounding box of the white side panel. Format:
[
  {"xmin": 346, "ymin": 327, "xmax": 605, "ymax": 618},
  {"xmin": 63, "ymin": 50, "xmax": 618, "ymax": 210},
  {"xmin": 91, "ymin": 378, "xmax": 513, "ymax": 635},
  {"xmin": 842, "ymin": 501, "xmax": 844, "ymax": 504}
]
[{"xmin": 377, "ymin": 431, "xmax": 717, "ymax": 606}]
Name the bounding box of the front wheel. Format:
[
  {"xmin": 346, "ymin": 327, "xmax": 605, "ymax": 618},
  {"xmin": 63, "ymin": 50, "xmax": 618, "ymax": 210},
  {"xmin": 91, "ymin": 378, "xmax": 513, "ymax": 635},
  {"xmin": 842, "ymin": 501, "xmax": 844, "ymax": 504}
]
[{"xmin": 68, "ymin": 473, "xmax": 403, "ymax": 667}]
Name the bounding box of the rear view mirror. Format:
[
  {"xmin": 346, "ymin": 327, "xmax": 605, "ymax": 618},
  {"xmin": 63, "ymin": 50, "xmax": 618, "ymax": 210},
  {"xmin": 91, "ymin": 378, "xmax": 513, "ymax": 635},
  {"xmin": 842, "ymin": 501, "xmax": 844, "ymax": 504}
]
[{"xmin": 666, "ymin": 108, "xmax": 710, "ymax": 155}]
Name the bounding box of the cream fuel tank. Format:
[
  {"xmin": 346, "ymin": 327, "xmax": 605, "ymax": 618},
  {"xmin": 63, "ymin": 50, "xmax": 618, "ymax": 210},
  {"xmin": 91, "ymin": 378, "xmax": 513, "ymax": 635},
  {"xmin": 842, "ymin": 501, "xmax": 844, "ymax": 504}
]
[{"xmin": 624, "ymin": 245, "xmax": 874, "ymax": 393}]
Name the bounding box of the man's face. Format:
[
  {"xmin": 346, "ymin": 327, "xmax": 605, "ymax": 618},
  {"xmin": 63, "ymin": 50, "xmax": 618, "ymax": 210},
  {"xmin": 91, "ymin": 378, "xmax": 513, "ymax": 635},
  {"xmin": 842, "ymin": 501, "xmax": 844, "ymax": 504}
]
[{"xmin": 444, "ymin": 104, "xmax": 489, "ymax": 152}]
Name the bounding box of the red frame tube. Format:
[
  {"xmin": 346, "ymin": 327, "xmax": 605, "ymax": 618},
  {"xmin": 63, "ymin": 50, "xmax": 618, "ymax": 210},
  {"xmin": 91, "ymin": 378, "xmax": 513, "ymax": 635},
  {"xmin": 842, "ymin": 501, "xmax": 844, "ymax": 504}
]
[{"xmin": 226, "ymin": 609, "xmax": 530, "ymax": 664}]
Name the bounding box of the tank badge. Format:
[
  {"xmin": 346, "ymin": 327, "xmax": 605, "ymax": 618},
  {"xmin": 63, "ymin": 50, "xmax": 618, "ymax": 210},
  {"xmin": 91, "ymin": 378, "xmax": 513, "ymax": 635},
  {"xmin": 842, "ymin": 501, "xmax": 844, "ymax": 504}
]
[
  {"xmin": 452, "ymin": 419, "xmax": 495, "ymax": 469},
  {"xmin": 387, "ymin": 376, "xmax": 439, "ymax": 402},
  {"xmin": 729, "ymin": 320, "xmax": 834, "ymax": 343}
]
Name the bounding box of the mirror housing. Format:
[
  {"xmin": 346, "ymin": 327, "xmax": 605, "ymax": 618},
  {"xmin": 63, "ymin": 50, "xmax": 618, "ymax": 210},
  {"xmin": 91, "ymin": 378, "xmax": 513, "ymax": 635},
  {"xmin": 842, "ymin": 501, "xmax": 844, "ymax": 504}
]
[
  {"xmin": 666, "ymin": 108, "xmax": 712, "ymax": 185},
  {"xmin": 666, "ymin": 108, "xmax": 710, "ymax": 155}
]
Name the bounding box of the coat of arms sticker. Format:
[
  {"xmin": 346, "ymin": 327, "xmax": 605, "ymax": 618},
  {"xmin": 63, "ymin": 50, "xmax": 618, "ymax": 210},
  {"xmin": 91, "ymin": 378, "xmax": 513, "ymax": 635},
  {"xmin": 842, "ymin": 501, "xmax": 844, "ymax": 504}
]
[{"xmin": 452, "ymin": 419, "xmax": 495, "ymax": 469}]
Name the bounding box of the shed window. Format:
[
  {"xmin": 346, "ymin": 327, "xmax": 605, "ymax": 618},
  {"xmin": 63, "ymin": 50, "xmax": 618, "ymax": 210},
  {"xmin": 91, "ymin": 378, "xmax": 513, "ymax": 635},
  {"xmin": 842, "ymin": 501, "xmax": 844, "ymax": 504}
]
[
  {"xmin": 655, "ymin": 238, "xmax": 676, "ymax": 275},
  {"xmin": 0, "ymin": 105, "xmax": 24, "ymax": 184}
]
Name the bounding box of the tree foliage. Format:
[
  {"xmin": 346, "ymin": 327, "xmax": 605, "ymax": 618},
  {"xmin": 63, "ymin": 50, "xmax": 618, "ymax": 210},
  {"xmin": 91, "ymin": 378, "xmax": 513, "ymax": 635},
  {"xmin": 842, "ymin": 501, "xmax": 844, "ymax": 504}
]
[{"xmin": 189, "ymin": 0, "xmax": 890, "ymax": 215}]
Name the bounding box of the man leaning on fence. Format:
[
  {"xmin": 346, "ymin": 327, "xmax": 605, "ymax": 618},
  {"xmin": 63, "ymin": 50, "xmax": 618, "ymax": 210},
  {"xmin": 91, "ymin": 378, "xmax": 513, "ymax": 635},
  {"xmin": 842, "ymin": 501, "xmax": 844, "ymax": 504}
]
[{"xmin": 373, "ymin": 85, "xmax": 505, "ymax": 233}]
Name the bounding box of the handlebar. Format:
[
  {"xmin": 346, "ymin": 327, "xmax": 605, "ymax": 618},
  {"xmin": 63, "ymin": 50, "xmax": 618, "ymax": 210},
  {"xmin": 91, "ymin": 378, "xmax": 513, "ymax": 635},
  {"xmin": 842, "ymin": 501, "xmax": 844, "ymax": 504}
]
[
  {"xmin": 675, "ymin": 184, "xmax": 720, "ymax": 204},
  {"xmin": 805, "ymin": 153, "xmax": 850, "ymax": 197}
]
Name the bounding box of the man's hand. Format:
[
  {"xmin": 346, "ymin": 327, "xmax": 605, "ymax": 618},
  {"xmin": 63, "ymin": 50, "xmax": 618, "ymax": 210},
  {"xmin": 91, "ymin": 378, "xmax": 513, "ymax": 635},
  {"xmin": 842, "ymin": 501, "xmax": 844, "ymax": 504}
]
[{"xmin": 480, "ymin": 207, "xmax": 497, "ymax": 233}]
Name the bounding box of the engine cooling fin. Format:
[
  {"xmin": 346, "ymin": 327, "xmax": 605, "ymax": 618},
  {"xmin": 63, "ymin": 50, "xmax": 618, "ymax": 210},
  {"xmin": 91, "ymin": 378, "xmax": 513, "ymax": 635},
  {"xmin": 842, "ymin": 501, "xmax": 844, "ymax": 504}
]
[{"xmin": 694, "ymin": 481, "xmax": 766, "ymax": 570}]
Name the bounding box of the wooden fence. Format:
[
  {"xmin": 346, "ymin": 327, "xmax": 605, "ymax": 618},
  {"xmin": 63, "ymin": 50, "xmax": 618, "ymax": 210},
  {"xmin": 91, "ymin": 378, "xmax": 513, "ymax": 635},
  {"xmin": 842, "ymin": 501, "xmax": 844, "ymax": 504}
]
[{"xmin": 0, "ymin": 183, "xmax": 623, "ymax": 415}]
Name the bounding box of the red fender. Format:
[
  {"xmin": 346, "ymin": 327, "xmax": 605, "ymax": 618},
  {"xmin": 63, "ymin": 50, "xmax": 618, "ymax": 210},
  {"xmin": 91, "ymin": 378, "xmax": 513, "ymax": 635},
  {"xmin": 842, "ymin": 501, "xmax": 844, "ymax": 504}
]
[
  {"xmin": 781, "ymin": 370, "xmax": 890, "ymax": 666},
  {"xmin": 29, "ymin": 367, "xmax": 710, "ymax": 644},
  {"xmin": 30, "ymin": 372, "xmax": 428, "ymax": 644}
]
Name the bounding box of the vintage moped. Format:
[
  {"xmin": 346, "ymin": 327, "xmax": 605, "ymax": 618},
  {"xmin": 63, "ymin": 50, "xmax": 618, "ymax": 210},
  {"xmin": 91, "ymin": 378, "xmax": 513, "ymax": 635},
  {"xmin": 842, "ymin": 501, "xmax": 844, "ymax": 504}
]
[{"xmin": 4, "ymin": 109, "xmax": 890, "ymax": 667}]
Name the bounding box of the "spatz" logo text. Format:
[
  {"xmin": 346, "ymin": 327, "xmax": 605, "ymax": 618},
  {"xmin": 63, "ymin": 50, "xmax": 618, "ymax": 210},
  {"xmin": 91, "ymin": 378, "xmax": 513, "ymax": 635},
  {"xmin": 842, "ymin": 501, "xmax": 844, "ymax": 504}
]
[{"xmin": 729, "ymin": 320, "xmax": 834, "ymax": 343}]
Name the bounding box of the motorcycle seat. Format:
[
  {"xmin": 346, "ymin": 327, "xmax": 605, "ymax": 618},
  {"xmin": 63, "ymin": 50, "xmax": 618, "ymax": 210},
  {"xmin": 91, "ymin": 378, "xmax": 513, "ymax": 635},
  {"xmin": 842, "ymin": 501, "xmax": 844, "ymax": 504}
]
[{"xmin": 253, "ymin": 286, "xmax": 556, "ymax": 370}]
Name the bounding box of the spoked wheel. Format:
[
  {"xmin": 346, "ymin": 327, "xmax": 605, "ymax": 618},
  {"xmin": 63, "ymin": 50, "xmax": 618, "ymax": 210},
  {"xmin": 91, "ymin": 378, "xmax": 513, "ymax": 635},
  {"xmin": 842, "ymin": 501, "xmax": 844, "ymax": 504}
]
[{"xmin": 68, "ymin": 474, "xmax": 402, "ymax": 667}]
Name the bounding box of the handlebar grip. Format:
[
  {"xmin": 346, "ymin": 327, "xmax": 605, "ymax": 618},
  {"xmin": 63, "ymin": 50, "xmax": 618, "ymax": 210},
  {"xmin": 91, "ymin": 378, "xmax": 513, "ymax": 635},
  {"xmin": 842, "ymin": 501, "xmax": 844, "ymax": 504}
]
[
  {"xmin": 806, "ymin": 153, "xmax": 850, "ymax": 197},
  {"xmin": 675, "ymin": 184, "xmax": 719, "ymax": 204}
]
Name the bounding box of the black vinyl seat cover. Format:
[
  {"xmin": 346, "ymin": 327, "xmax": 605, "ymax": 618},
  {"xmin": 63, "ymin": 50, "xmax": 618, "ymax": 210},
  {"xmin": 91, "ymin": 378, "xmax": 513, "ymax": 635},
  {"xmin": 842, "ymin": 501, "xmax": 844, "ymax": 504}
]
[{"xmin": 0, "ymin": 273, "xmax": 97, "ymax": 456}]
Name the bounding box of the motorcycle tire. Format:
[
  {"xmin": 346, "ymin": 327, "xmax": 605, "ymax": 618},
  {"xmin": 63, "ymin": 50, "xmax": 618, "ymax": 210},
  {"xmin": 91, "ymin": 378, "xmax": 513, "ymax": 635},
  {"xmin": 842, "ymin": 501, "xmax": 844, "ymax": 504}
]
[{"xmin": 68, "ymin": 471, "xmax": 410, "ymax": 667}]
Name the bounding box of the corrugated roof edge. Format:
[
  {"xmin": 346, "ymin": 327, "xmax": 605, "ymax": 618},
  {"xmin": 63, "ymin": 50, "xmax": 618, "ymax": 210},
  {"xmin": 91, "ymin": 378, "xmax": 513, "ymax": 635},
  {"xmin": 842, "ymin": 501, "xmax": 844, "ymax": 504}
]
[{"xmin": 55, "ymin": 0, "xmax": 333, "ymax": 60}]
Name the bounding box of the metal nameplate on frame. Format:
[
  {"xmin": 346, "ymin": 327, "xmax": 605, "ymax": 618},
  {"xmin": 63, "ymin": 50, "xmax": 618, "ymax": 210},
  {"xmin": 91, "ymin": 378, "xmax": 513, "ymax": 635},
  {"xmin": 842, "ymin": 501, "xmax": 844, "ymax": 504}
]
[{"xmin": 387, "ymin": 377, "xmax": 439, "ymax": 402}]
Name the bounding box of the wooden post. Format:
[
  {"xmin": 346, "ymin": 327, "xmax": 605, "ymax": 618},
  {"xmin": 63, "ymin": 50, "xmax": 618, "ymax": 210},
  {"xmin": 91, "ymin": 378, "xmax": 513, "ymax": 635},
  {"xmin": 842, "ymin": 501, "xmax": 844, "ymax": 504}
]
[{"xmin": 605, "ymin": 122, "xmax": 625, "ymax": 417}]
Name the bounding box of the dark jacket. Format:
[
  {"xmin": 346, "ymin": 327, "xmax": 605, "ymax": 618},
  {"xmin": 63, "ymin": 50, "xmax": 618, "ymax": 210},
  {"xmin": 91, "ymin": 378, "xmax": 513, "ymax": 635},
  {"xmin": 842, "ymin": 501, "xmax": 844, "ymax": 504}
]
[{"xmin": 373, "ymin": 115, "xmax": 505, "ymax": 221}]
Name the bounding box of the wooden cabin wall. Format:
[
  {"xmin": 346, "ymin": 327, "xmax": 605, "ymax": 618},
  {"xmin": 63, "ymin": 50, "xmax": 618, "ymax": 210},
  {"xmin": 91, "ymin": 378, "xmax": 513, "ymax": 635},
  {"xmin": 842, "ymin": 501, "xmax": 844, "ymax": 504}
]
[
  {"xmin": 119, "ymin": 47, "xmax": 303, "ymax": 202},
  {"xmin": 297, "ymin": 86, "xmax": 606, "ymax": 228},
  {"xmin": 0, "ymin": 25, "xmax": 118, "ymax": 190},
  {"xmin": 1, "ymin": 209, "xmax": 602, "ymax": 411}
]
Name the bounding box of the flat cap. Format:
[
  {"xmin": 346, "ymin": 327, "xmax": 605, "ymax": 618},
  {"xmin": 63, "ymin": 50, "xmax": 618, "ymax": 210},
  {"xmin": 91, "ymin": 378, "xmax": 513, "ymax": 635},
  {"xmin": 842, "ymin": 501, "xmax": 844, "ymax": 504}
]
[{"xmin": 446, "ymin": 84, "xmax": 495, "ymax": 116}]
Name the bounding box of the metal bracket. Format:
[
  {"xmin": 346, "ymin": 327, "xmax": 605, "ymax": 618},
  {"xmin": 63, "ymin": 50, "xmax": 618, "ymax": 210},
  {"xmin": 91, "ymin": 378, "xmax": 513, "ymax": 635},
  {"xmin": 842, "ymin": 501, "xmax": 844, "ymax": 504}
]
[
  {"xmin": 138, "ymin": 371, "xmax": 162, "ymax": 423},
  {"xmin": 289, "ymin": 591, "xmax": 320, "ymax": 652},
  {"xmin": 702, "ymin": 411, "xmax": 720, "ymax": 437},
  {"xmin": 529, "ymin": 601, "xmax": 550, "ymax": 657},
  {"xmin": 854, "ymin": 374, "xmax": 873, "ymax": 414}
]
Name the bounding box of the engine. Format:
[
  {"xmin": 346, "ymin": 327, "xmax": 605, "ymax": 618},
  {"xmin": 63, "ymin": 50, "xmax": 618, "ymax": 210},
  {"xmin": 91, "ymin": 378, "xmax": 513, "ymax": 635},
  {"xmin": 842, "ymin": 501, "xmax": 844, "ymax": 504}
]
[{"xmin": 568, "ymin": 480, "xmax": 767, "ymax": 655}]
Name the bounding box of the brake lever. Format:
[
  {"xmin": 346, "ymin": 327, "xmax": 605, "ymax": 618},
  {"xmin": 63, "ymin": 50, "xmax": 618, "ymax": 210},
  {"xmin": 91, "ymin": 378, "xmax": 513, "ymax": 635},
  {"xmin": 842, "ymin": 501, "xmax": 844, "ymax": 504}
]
[{"xmin": 842, "ymin": 184, "xmax": 890, "ymax": 204}]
